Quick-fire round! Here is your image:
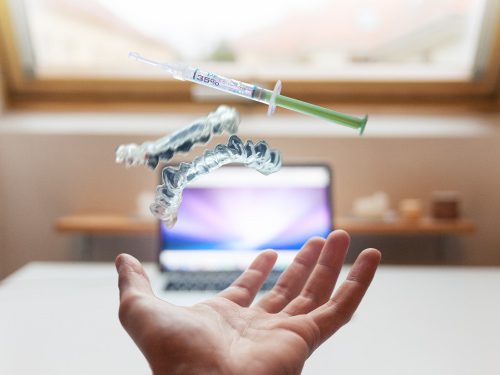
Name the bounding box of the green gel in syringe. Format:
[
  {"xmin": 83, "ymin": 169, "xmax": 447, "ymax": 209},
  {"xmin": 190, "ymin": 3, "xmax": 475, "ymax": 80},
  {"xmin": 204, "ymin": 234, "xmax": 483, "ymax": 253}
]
[
  {"xmin": 129, "ymin": 52, "xmax": 368, "ymax": 135},
  {"xmin": 259, "ymin": 85, "xmax": 367, "ymax": 135}
]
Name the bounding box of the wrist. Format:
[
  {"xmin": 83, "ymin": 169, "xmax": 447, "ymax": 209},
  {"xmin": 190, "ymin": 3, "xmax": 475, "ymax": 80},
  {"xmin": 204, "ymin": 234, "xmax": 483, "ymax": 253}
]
[{"xmin": 151, "ymin": 355, "xmax": 226, "ymax": 375}]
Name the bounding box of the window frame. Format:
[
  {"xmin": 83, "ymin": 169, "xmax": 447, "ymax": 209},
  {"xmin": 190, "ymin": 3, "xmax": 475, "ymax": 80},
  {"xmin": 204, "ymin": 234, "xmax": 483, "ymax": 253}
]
[{"xmin": 0, "ymin": 0, "xmax": 499, "ymax": 111}]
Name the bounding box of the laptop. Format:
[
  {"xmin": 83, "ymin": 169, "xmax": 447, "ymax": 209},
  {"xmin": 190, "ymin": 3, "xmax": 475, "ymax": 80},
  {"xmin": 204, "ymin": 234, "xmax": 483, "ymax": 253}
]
[{"xmin": 158, "ymin": 164, "xmax": 332, "ymax": 291}]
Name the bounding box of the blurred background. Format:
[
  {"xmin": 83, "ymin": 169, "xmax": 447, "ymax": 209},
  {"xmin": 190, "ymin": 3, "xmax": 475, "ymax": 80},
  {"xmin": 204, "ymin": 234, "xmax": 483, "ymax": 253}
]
[{"xmin": 0, "ymin": 0, "xmax": 499, "ymax": 279}]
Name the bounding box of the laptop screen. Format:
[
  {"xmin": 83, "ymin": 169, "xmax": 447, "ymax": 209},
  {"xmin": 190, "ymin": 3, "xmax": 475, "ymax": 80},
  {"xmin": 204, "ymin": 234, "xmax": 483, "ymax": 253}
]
[{"xmin": 159, "ymin": 165, "xmax": 332, "ymax": 271}]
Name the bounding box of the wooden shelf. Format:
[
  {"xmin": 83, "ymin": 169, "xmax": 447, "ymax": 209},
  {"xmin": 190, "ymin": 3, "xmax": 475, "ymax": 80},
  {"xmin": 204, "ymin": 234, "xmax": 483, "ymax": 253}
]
[
  {"xmin": 55, "ymin": 214, "xmax": 157, "ymax": 235},
  {"xmin": 55, "ymin": 214, "xmax": 476, "ymax": 236},
  {"xmin": 335, "ymin": 217, "xmax": 476, "ymax": 235}
]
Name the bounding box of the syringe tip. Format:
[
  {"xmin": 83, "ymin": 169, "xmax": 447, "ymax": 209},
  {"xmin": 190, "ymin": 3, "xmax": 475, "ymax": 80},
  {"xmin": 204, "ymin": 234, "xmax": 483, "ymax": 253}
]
[
  {"xmin": 128, "ymin": 51, "xmax": 167, "ymax": 70},
  {"xmin": 359, "ymin": 115, "xmax": 368, "ymax": 136},
  {"xmin": 128, "ymin": 51, "xmax": 141, "ymax": 61}
]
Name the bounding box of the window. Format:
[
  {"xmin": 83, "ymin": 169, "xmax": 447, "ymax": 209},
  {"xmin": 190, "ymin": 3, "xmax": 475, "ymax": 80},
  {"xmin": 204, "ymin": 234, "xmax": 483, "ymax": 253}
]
[{"xmin": 0, "ymin": 0, "xmax": 499, "ymax": 107}]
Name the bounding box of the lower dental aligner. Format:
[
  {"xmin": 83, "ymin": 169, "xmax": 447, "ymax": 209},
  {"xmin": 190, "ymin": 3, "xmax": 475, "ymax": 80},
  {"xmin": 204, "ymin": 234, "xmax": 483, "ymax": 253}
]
[
  {"xmin": 151, "ymin": 135, "xmax": 282, "ymax": 227},
  {"xmin": 115, "ymin": 105, "xmax": 240, "ymax": 169}
]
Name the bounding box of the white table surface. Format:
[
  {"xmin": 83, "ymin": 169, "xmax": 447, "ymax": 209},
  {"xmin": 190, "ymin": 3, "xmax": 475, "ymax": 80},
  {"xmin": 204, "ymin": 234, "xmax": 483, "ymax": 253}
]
[{"xmin": 1, "ymin": 262, "xmax": 500, "ymax": 375}]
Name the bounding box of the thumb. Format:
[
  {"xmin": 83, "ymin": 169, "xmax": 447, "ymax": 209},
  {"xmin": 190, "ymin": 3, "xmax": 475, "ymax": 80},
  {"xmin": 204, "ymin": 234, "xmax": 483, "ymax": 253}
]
[{"xmin": 115, "ymin": 253, "xmax": 154, "ymax": 301}]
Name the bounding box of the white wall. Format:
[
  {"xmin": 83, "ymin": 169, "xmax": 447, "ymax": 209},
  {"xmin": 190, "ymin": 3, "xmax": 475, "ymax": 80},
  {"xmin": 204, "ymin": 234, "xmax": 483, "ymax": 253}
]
[{"xmin": 1, "ymin": 111, "xmax": 499, "ymax": 278}]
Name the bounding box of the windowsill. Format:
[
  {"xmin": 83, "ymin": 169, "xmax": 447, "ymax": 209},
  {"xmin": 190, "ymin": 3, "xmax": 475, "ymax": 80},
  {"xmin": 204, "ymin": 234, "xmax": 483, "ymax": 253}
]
[{"xmin": 0, "ymin": 110, "xmax": 498, "ymax": 138}]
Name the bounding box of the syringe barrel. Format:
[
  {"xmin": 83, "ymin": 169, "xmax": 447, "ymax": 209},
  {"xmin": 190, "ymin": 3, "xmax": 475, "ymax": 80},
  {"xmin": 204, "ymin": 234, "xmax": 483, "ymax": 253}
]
[
  {"xmin": 184, "ymin": 68, "xmax": 268, "ymax": 103},
  {"xmin": 170, "ymin": 64, "xmax": 196, "ymax": 81}
]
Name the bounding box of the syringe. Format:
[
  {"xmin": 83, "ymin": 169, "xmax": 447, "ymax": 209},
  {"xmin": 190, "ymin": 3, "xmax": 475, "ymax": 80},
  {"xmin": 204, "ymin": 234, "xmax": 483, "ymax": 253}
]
[{"xmin": 129, "ymin": 52, "xmax": 367, "ymax": 135}]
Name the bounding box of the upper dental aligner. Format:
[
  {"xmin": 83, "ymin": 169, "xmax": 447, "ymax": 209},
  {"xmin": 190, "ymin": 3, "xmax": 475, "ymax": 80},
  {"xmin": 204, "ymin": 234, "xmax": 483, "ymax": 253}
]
[
  {"xmin": 115, "ymin": 105, "xmax": 240, "ymax": 169},
  {"xmin": 151, "ymin": 135, "xmax": 282, "ymax": 227}
]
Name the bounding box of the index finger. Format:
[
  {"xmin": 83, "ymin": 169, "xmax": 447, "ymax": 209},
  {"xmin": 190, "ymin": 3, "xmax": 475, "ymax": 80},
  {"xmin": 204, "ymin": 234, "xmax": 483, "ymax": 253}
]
[{"xmin": 308, "ymin": 248, "xmax": 381, "ymax": 345}]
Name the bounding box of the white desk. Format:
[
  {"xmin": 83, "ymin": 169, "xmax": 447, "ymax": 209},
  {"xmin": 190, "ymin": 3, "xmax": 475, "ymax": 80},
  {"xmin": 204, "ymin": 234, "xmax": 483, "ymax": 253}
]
[{"xmin": 1, "ymin": 263, "xmax": 500, "ymax": 375}]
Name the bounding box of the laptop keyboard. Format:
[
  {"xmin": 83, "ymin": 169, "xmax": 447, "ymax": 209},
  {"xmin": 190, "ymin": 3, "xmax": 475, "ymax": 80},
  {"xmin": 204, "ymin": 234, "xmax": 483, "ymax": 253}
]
[{"xmin": 165, "ymin": 270, "xmax": 283, "ymax": 291}]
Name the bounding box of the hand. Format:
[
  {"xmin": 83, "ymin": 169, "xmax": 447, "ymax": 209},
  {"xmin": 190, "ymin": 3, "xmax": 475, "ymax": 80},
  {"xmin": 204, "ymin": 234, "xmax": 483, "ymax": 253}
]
[{"xmin": 116, "ymin": 230, "xmax": 381, "ymax": 375}]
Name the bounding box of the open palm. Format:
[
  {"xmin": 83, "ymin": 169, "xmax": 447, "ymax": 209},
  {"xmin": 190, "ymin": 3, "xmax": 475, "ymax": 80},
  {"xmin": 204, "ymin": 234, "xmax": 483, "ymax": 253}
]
[{"xmin": 116, "ymin": 230, "xmax": 380, "ymax": 374}]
